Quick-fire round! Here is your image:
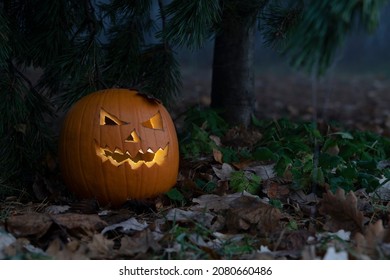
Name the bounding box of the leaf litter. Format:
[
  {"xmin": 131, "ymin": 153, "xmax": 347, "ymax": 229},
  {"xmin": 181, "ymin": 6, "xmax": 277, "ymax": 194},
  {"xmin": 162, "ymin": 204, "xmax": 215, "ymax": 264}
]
[
  {"xmin": 1, "ymin": 171, "xmax": 389, "ymax": 259},
  {"xmin": 1, "ymin": 117, "xmax": 389, "ymax": 259}
]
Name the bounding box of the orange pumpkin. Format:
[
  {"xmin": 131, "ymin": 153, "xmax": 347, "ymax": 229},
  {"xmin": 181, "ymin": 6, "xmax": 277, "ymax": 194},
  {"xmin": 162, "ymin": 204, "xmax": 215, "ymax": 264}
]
[{"xmin": 58, "ymin": 88, "xmax": 179, "ymax": 206}]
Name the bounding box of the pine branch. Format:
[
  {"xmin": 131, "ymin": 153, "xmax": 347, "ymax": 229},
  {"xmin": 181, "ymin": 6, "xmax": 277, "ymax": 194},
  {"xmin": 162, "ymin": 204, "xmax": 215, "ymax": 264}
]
[
  {"xmin": 280, "ymin": 0, "xmax": 388, "ymax": 76},
  {"xmin": 41, "ymin": 36, "xmax": 105, "ymax": 109},
  {"xmin": 0, "ymin": 12, "xmax": 11, "ymax": 66},
  {"xmin": 7, "ymin": 60, "xmax": 36, "ymax": 93},
  {"xmin": 158, "ymin": 0, "xmax": 168, "ymax": 49},
  {"xmin": 162, "ymin": 0, "xmax": 222, "ymax": 49},
  {"xmin": 0, "ymin": 63, "xmax": 54, "ymax": 185},
  {"xmin": 260, "ymin": 1, "xmax": 303, "ymax": 49},
  {"xmin": 138, "ymin": 44, "xmax": 182, "ymax": 104}
]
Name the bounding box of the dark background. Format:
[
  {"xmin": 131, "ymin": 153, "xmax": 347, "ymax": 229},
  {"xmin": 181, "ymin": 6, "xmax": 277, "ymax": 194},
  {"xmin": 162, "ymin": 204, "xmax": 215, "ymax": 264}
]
[{"xmin": 174, "ymin": 2, "xmax": 390, "ymax": 135}]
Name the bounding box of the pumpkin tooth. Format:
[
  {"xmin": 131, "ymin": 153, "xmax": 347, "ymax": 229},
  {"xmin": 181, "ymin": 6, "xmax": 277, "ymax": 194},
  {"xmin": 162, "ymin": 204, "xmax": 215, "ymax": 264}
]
[
  {"xmin": 114, "ymin": 147, "xmax": 124, "ymax": 154},
  {"xmin": 153, "ymin": 145, "xmax": 169, "ymax": 166},
  {"xmin": 95, "ymin": 141, "xmax": 169, "ymax": 169}
]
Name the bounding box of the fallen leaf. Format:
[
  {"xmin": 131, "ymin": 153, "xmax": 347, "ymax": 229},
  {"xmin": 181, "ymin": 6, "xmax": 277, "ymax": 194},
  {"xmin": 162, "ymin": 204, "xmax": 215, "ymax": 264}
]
[
  {"xmin": 101, "ymin": 217, "xmax": 148, "ymax": 235},
  {"xmin": 319, "ymin": 188, "xmax": 364, "ymax": 234},
  {"xmin": 6, "ymin": 213, "xmax": 53, "ymax": 238},
  {"xmin": 212, "ymin": 163, "xmax": 234, "ymax": 181},
  {"xmin": 225, "ymin": 195, "xmax": 282, "ymax": 235},
  {"xmin": 263, "ymin": 181, "xmax": 290, "ymax": 200},
  {"xmin": 213, "ymin": 148, "xmax": 223, "ymax": 163},
  {"xmin": 354, "ymin": 219, "xmax": 390, "ymax": 259},
  {"xmin": 289, "ymin": 190, "xmax": 319, "ymax": 205},
  {"xmin": 316, "ymin": 229, "xmax": 351, "ymax": 242},
  {"xmin": 117, "ymin": 229, "xmax": 161, "ymax": 256},
  {"xmin": 52, "ymin": 213, "xmax": 107, "ymax": 236},
  {"xmin": 0, "ymin": 229, "xmax": 16, "ymax": 259},
  {"xmin": 209, "ymin": 135, "xmax": 221, "ymax": 146},
  {"xmin": 289, "ymin": 190, "xmax": 319, "ymax": 216},
  {"xmin": 2, "ymin": 237, "xmax": 47, "ymax": 259},
  {"xmin": 275, "ymin": 230, "xmax": 313, "ymax": 251},
  {"xmin": 45, "ymin": 238, "xmax": 88, "ymax": 260},
  {"xmin": 45, "ymin": 205, "xmax": 70, "ymax": 214},
  {"xmin": 191, "ymin": 192, "xmax": 263, "ymax": 211},
  {"xmin": 377, "ymin": 160, "xmax": 390, "ymax": 170},
  {"xmin": 244, "ymin": 163, "xmax": 276, "ymax": 180},
  {"xmin": 323, "ymin": 246, "xmax": 348, "ymax": 260},
  {"xmin": 370, "ymin": 176, "xmax": 390, "ymax": 200},
  {"xmin": 87, "ymin": 234, "xmax": 115, "ymax": 259},
  {"xmin": 165, "ymin": 208, "xmax": 215, "ymax": 228}
]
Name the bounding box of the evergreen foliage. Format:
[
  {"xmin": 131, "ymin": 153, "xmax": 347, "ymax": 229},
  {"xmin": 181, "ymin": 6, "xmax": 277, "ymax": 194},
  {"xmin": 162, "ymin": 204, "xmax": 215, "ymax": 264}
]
[
  {"xmin": 0, "ymin": 0, "xmax": 387, "ymax": 195},
  {"xmin": 270, "ymin": 0, "xmax": 388, "ymax": 75}
]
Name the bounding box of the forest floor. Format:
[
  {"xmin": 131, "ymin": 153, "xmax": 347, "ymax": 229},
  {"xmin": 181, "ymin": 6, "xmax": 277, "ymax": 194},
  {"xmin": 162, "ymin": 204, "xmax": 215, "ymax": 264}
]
[
  {"xmin": 0, "ymin": 69, "xmax": 389, "ymax": 260},
  {"xmin": 177, "ymin": 68, "xmax": 390, "ymax": 136}
]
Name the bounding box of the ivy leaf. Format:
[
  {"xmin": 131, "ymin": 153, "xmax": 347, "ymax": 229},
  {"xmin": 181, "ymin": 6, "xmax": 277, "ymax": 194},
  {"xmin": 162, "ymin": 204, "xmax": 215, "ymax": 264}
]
[
  {"xmin": 166, "ymin": 188, "xmax": 185, "ymax": 203},
  {"xmin": 330, "ymin": 131, "xmax": 354, "ymax": 140}
]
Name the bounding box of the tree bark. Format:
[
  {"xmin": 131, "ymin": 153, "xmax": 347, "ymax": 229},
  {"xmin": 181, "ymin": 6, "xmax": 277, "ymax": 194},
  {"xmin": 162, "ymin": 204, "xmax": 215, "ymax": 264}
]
[{"xmin": 210, "ymin": 3, "xmax": 258, "ymax": 127}]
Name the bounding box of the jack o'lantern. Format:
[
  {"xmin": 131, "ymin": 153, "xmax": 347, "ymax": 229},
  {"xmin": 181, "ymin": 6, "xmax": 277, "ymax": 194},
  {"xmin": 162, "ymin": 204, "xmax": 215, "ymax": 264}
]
[{"xmin": 58, "ymin": 88, "xmax": 179, "ymax": 206}]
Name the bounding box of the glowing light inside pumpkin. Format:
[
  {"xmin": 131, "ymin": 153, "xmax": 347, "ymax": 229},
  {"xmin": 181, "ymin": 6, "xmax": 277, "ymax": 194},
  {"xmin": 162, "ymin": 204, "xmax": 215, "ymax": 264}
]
[
  {"xmin": 95, "ymin": 141, "xmax": 169, "ymax": 169},
  {"xmin": 100, "ymin": 109, "xmax": 127, "ymax": 125},
  {"xmin": 125, "ymin": 130, "xmax": 140, "ymax": 143},
  {"xmin": 142, "ymin": 111, "xmax": 163, "ymax": 130}
]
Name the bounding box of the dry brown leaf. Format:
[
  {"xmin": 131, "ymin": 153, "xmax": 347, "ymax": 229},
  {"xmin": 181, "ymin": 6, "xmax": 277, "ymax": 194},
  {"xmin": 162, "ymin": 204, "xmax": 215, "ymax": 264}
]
[
  {"xmin": 191, "ymin": 192, "xmax": 263, "ymax": 211},
  {"xmin": 263, "ymin": 181, "xmax": 290, "ymax": 200},
  {"xmin": 319, "ymin": 188, "xmax": 364, "ymax": 234},
  {"xmin": 354, "ymin": 220, "xmax": 390, "ymax": 259},
  {"xmin": 87, "ymin": 234, "xmax": 115, "ymax": 259},
  {"xmin": 290, "ymin": 190, "xmax": 319, "ymax": 205},
  {"xmin": 52, "ymin": 213, "xmax": 107, "ymax": 236},
  {"xmin": 274, "ymin": 230, "xmax": 312, "ymax": 251},
  {"xmin": 6, "ymin": 213, "xmax": 53, "ymax": 238},
  {"xmin": 192, "ymin": 194, "xmax": 234, "ymax": 211},
  {"xmin": 117, "ymin": 229, "xmax": 161, "ymax": 256},
  {"xmin": 46, "ymin": 234, "xmax": 115, "ymax": 260},
  {"xmin": 46, "ymin": 238, "xmax": 89, "ymax": 260},
  {"xmin": 225, "ymin": 195, "xmax": 281, "ymax": 235},
  {"xmin": 289, "ymin": 190, "xmax": 319, "ymax": 217},
  {"xmin": 213, "ymin": 148, "xmax": 223, "ymax": 163}
]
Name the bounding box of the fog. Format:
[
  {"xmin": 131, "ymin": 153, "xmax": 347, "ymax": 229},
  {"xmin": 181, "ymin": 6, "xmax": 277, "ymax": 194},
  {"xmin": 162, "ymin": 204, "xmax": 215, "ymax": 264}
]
[{"xmin": 178, "ymin": 2, "xmax": 390, "ymax": 76}]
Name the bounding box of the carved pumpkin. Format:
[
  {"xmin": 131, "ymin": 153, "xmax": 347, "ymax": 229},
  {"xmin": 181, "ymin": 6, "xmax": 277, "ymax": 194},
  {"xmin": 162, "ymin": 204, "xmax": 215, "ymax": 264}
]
[{"xmin": 59, "ymin": 89, "xmax": 179, "ymax": 206}]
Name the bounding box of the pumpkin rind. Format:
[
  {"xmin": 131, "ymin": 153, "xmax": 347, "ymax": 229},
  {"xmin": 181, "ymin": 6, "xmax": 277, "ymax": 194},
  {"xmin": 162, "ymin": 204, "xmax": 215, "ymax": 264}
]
[{"xmin": 59, "ymin": 89, "xmax": 179, "ymax": 206}]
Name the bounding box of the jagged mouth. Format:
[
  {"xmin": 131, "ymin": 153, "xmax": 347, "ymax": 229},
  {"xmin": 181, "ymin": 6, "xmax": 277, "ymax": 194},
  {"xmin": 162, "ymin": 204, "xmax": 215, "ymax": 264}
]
[{"xmin": 95, "ymin": 141, "xmax": 168, "ymax": 169}]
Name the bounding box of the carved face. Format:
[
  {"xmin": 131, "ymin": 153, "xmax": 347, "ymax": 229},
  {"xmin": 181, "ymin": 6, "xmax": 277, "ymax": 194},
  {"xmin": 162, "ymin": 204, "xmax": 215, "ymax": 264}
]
[
  {"xmin": 59, "ymin": 89, "xmax": 179, "ymax": 206},
  {"xmin": 96, "ymin": 108, "xmax": 169, "ymax": 169}
]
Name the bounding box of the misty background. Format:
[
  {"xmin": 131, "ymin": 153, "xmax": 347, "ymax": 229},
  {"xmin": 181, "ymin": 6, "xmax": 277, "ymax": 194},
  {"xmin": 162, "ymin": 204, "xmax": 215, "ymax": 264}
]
[
  {"xmin": 171, "ymin": 2, "xmax": 390, "ymax": 135},
  {"xmin": 178, "ymin": 2, "xmax": 390, "ymax": 76}
]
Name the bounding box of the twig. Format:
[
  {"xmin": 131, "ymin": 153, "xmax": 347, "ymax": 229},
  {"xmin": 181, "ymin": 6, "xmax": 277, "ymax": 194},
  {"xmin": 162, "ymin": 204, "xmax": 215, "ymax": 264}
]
[
  {"xmin": 158, "ymin": 0, "xmax": 169, "ymax": 50},
  {"xmin": 8, "ymin": 60, "xmax": 37, "ymax": 93}
]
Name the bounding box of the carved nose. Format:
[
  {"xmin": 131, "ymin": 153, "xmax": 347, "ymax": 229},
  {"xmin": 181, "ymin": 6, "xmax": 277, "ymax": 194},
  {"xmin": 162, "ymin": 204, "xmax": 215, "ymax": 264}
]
[{"xmin": 125, "ymin": 130, "xmax": 140, "ymax": 143}]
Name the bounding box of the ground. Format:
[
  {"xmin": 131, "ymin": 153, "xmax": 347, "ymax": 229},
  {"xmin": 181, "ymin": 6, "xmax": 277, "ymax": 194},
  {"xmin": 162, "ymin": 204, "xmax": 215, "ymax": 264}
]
[
  {"xmin": 0, "ymin": 68, "xmax": 389, "ymax": 260},
  {"xmin": 178, "ymin": 68, "xmax": 390, "ymax": 136}
]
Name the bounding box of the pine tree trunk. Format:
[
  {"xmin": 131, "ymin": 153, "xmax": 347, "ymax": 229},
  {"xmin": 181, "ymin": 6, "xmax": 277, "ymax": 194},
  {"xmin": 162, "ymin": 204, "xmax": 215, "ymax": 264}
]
[{"xmin": 210, "ymin": 3, "xmax": 258, "ymax": 127}]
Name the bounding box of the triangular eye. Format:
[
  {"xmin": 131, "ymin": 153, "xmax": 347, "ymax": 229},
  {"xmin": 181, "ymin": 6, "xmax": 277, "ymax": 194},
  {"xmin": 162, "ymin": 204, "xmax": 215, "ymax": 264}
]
[
  {"xmin": 100, "ymin": 109, "xmax": 126, "ymax": 125},
  {"xmin": 142, "ymin": 111, "xmax": 163, "ymax": 130}
]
